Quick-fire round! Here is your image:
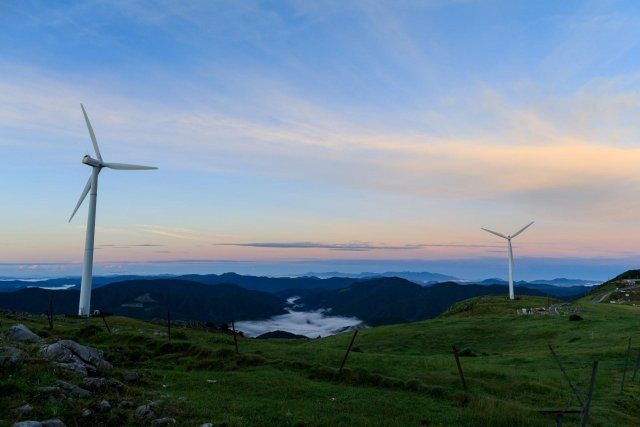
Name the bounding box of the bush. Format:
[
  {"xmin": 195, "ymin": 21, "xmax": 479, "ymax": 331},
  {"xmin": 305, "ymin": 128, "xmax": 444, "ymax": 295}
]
[{"xmin": 569, "ymin": 314, "xmax": 583, "ymax": 321}]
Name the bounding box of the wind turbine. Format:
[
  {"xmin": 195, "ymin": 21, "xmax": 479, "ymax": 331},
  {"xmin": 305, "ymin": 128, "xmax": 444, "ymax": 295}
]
[
  {"xmin": 481, "ymin": 221, "xmax": 534, "ymax": 300},
  {"xmin": 69, "ymin": 104, "xmax": 157, "ymax": 316}
]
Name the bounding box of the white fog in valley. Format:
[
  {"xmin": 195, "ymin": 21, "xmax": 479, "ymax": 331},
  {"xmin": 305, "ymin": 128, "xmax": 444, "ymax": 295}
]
[{"xmin": 235, "ymin": 297, "xmax": 363, "ymax": 338}]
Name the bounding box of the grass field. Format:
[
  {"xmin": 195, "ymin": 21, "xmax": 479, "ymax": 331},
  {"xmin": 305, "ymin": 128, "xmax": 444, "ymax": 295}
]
[{"xmin": 2, "ymin": 288, "xmax": 640, "ymax": 426}]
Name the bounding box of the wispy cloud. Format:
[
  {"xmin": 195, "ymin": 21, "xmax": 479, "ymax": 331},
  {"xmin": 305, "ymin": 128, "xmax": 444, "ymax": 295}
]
[{"xmin": 218, "ymin": 241, "xmax": 502, "ymax": 252}]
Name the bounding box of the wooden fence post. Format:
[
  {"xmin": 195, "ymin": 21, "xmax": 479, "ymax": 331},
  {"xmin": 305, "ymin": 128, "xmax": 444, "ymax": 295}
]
[
  {"xmin": 580, "ymin": 361, "xmax": 598, "ymax": 427},
  {"xmin": 100, "ymin": 311, "xmax": 111, "ymax": 334},
  {"xmin": 631, "ymin": 349, "xmax": 640, "ymax": 382},
  {"xmin": 339, "ymin": 330, "xmax": 358, "ymax": 374},
  {"xmin": 47, "ymin": 300, "xmax": 54, "ymax": 330},
  {"xmin": 167, "ymin": 311, "xmax": 171, "ymax": 342},
  {"xmin": 231, "ymin": 318, "xmax": 239, "ymax": 354},
  {"xmin": 549, "ymin": 344, "xmax": 583, "ymax": 406},
  {"xmin": 452, "ymin": 345, "xmax": 467, "ymax": 390},
  {"xmin": 620, "ymin": 337, "xmax": 632, "ymax": 394}
]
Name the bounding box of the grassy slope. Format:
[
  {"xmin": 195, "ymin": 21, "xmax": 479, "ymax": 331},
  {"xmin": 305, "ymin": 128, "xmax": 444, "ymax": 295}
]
[{"xmin": 2, "ymin": 293, "xmax": 640, "ymax": 426}]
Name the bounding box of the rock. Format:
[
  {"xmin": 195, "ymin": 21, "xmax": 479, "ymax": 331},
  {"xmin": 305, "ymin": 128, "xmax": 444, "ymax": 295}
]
[
  {"xmin": 122, "ymin": 371, "xmax": 140, "ymax": 382},
  {"xmin": 0, "ymin": 346, "xmax": 29, "ymax": 368},
  {"xmin": 100, "ymin": 399, "xmax": 111, "ymax": 412},
  {"xmin": 6, "ymin": 324, "xmax": 43, "ymax": 343},
  {"xmin": 12, "ymin": 422, "xmax": 42, "ymax": 427},
  {"xmin": 200, "ymin": 424, "xmax": 213, "ymax": 427},
  {"xmin": 13, "ymin": 404, "xmax": 33, "ymax": 415},
  {"xmin": 41, "ymin": 420, "xmax": 66, "ymax": 427},
  {"xmin": 36, "ymin": 386, "xmax": 60, "ymax": 394},
  {"xmin": 118, "ymin": 400, "xmax": 135, "ymax": 409},
  {"xmin": 82, "ymin": 377, "xmax": 122, "ymax": 390},
  {"xmin": 81, "ymin": 408, "xmax": 92, "ymax": 417},
  {"xmin": 83, "ymin": 377, "xmax": 107, "ymax": 389},
  {"xmin": 41, "ymin": 340, "xmax": 112, "ymax": 374},
  {"xmin": 55, "ymin": 362, "xmax": 87, "ymax": 376},
  {"xmin": 135, "ymin": 404, "xmax": 156, "ymax": 419},
  {"xmin": 152, "ymin": 418, "xmax": 176, "ymax": 426},
  {"xmin": 55, "ymin": 380, "xmax": 91, "ymax": 398}
]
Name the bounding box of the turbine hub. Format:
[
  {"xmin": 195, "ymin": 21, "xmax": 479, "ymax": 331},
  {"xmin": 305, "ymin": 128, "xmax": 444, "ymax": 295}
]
[{"xmin": 82, "ymin": 155, "xmax": 101, "ymax": 167}]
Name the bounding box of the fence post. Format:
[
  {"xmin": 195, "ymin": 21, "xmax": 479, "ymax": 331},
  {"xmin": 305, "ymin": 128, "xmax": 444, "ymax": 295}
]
[
  {"xmin": 452, "ymin": 345, "xmax": 467, "ymax": 390},
  {"xmin": 167, "ymin": 311, "xmax": 171, "ymax": 342},
  {"xmin": 231, "ymin": 318, "xmax": 239, "ymax": 354},
  {"xmin": 632, "ymin": 349, "xmax": 640, "ymax": 382},
  {"xmin": 580, "ymin": 361, "xmax": 598, "ymax": 427},
  {"xmin": 100, "ymin": 311, "xmax": 111, "ymax": 334},
  {"xmin": 620, "ymin": 337, "xmax": 632, "ymax": 394},
  {"xmin": 549, "ymin": 344, "xmax": 583, "ymax": 406},
  {"xmin": 339, "ymin": 330, "xmax": 358, "ymax": 374},
  {"xmin": 48, "ymin": 300, "xmax": 54, "ymax": 329}
]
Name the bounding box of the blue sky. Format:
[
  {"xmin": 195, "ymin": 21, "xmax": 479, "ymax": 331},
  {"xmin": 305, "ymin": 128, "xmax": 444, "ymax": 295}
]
[{"xmin": 2, "ymin": 1, "xmax": 640, "ymax": 280}]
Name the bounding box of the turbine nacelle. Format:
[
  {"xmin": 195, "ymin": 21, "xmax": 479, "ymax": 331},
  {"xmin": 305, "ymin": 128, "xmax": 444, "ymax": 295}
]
[{"xmin": 82, "ymin": 155, "xmax": 102, "ymax": 167}]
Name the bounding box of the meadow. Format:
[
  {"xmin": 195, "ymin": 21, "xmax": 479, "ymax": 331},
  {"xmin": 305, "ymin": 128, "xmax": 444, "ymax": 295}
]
[{"xmin": 2, "ymin": 291, "xmax": 640, "ymax": 426}]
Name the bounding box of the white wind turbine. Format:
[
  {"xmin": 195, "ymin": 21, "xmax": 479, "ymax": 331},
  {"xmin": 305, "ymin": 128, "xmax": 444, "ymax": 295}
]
[
  {"xmin": 481, "ymin": 221, "xmax": 534, "ymax": 300},
  {"xmin": 69, "ymin": 104, "xmax": 157, "ymax": 316}
]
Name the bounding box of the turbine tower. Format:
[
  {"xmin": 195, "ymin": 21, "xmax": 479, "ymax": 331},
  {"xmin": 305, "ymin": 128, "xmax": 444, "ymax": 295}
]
[
  {"xmin": 69, "ymin": 104, "xmax": 157, "ymax": 316},
  {"xmin": 481, "ymin": 221, "xmax": 534, "ymax": 300}
]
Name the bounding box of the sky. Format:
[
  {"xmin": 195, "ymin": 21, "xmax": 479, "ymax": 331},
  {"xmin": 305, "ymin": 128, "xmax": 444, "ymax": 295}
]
[{"xmin": 2, "ymin": 0, "xmax": 640, "ymax": 280}]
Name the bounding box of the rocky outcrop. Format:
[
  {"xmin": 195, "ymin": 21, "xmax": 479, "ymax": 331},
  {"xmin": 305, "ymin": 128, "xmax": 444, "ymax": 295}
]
[
  {"xmin": 1, "ymin": 345, "xmax": 29, "ymax": 368},
  {"xmin": 12, "ymin": 421, "xmax": 65, "ymax": 427},
  {"xmin": 82, "ymin": 377, "xmax": 123, "ymax": 390},
  {"xmin": 41, "ymin": 340, "xmax": 112, "ymax": 375},
  {"xmin": 55, "ymin": 380, "xmax": 91, "ymax": 398},
  {"xmin": 6, "ymin": 324, "xmax": 43, "ymax": 343}
]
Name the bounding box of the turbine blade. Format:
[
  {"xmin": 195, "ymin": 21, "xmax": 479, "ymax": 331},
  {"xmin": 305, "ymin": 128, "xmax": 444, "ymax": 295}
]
[
  {"xmin": 511, "ymin": 221, "xmax": 535, "ymax": 238},
  {"xmin": 102, "ymin": 162, "xmax": 158, "ymax": 170},
  {"xmin": 481, "ymin": 228, "xmax": 508, "ymax": 239},
  {"xmin": 69, "ymin": 175, "xmax": 92, "ymax": 222},
  {"xmin": 81, "ymin": 104, "xmax": 102, "ymax": 162}
]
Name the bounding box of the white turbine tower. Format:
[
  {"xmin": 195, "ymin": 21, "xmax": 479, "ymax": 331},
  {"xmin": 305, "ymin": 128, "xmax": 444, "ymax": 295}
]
[
  {"xmin": 481, "ymin": 221, "xmax": 534, "ymax": 301},
  {"xmin": 69, "ymin": 104, "xmax": 157, "ymax": 316}
]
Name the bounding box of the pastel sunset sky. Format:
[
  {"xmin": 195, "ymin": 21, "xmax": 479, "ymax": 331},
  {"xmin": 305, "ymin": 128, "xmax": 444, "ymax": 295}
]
[{"xmin": 2, "ymin": 1, "xmax": 640, "ymax": 280}]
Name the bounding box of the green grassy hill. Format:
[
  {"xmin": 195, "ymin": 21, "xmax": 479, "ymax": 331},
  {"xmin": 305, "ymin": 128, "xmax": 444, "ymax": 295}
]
[{"xmin": 2, "ymin": 291, "xmax": 640, "ymax": 426}]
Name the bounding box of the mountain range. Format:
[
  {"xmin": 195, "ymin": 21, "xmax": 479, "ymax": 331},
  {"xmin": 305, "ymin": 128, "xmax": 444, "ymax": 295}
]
[{"xmin": 0, "ymin": 274, "xmax": 579, "ymax": 328}]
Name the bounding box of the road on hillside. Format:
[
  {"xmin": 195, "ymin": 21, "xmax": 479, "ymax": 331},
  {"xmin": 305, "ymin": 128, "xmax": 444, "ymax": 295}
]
[
  {"xmin": 589, "ymin": 284, "xmax": 640, "ymax": 304},
  {"xmin": 549, "ymin": 303, "xmax": 566, "ymax": 316}
]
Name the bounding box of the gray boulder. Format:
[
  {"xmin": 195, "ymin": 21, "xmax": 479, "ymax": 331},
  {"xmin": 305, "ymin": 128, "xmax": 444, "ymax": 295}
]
[
  {"xmin": 12, "ymin": 422, "xmax": 42, "ymax": 427},
  {"xmin": 152, "ymin": 418, "xmax": 176, "ymax": 426},
  {"xmin": 41, "ymin": 340, "xmax": 112, "ymax": 374},
  {"xmin": 135, "ymin": 404, "xmax": 156, "ymax": 419},
  {"xmin": 83, "ymin": 377, "xmax": 122, "ymax": 390},
  {"xmin": 118, "ymin": 400, "xmax": 135, "ymax": 409},
  {"xmin": 100, "ymin": 399, "xmax": 111, "ymax": 412},
  {"xmin": 36, "ymin": 386, "xmax": 60, "ymax": 394},
  {"xmin": 122, "ymin": 371, "xmax": 140, "ymax": 382},
  {"xmin": 42, "ymin": 420, "xmax": 66, "ymax": 427},
  {"xmin": 55, "ymin": 362, "xmax": 88, "ymax": 376},
  {"xmin": 55, "ymin": 380, "xmax": 91, "ymax": 398},
  {"xmin": 6, "ymin": 324, "xmax": 42, "ymax": 343},
  {"xmin": 13, "ymin": 404, "xmax": 33, "ymax": 415},
  {"xmin": 1, "ymin": 346, "xmax": 29, "ymax": 368}
]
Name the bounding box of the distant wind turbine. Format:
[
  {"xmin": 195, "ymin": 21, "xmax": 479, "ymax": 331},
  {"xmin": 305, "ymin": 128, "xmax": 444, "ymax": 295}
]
[
  {"xmin": 69, "ymin": 104, "xmax": 157, "ymax": 316},
  {"xmin": 481, "ymin": 221, "xmax": 534, "ymax": 300}
]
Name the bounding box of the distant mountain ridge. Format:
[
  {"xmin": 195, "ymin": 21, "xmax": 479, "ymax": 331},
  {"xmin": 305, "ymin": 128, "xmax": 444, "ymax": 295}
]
[
  {"xmin": 299, "ymin": 277, "xmax": 548, "ymax": 326},
  {"xmin": 302, "ymin": 271, "xmax": 459, "ymax": 283},
  {"xmin": 0, "ymin": 279, "xmax": 287, "ymax": 323}
]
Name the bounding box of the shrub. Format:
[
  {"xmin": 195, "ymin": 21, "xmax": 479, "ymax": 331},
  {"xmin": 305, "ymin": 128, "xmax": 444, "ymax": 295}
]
[{"xmin": 569, "ymin": 314, "xmax": 583, "ymax": 321}]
